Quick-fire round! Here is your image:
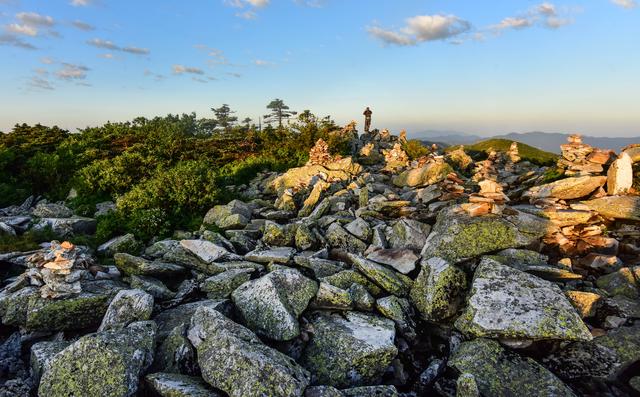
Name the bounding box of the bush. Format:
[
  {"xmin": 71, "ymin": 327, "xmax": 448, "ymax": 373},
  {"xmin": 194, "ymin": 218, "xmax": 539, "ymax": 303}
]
[{"xmin": 402, "ymin": 140, "xmax": 430, "ymax": 160}]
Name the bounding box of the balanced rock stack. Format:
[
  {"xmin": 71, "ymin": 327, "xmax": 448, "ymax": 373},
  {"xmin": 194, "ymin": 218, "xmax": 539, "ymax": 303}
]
[
  {"xmin": 462, "ymin": 179, "xmax": 509, "ymax": 216},
  {"xmin": 25, "ymin": 241, "xmax": 94, "ymax": 299},
  {"xmin": 382, "ymin": 143, "xmax": 409, "ymax": 171},
  {"xmin": 507, "ymin": 141, "xmax": 521, "ymax": 163},
  {"xmin": 472, "ymin": 149, "xmax": 499, "ymax": 182},
  {"xmin": 558, "ymin": 134, "xmax": 612, "ymax": 176},
  {"xmin": 307, "ymin": 138, "xmax": 334, "ymax": 166}
]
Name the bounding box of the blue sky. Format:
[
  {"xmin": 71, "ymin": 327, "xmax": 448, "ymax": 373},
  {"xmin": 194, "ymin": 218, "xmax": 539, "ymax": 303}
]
[{"xmin": 0, "ymin": 0, "xmax": 638, "ymax": 137}]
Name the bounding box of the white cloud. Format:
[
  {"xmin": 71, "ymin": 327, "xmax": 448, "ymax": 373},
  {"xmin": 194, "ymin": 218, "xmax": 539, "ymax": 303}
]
[
  {"xmin": 16, "ymin": 12, "xmax": 54, "ymax": 27},
  {"xmin": 6, "ymin": 23, "xmax": 37, "ymax": 36},
  {"xmin": 98, "ymin": 53, "xmax": 114, "ymax": 59},
  {"xmin": 40, "ymin": 57, "xmax": 55, "ymax": 64},
  {"xmin": 368, "ymin": 14, "xmax": 471, "ymax": 46},
  {"xmin": 490, "ymin": 3, "xmax": 574, "ymax": 34},
  {"xmin": 3, "ymin": 12, "xmax": 56, "ymax": 38},
  {"xmin": 225, "ymin": 0, "xmax": 270, "ymax": 19},
  {"xmin": 72, "ymin": 20, "xmax": 95, "ymax": 31},
  {"xmin": 491, "ymin": 17, "xmax": 533, "ymax": 31},
  {"xmin": 0, "ymin": 32, "xmax": 36, "ymax": 49},
  {"xmin": 611, "ymin": 0, "xmax": 637, "ymax": 8},
  {"xmin": 537, "ymin": 2, "xmax": 557, "ymax": 16},
  {"xmin": 87, "ymin": 38, "xmax": 149, "ymax": 55},
  {"xmin": 254, "ymin": 59, "xmax": 275, "ymax": 66},
  {"xmin": 55, "ymin": 63, "xmax": 89, "ymax": 80},
  {"xmin": 29, "ymin": 76, "xmax": 54, "ymax": 90},
  {"xmin": 70, "ymin": 0, "xmax": 92, "ymax": 6},
  {"xmin": 172, "ymin": 65, "xmax": 205, "ymax": 75}
]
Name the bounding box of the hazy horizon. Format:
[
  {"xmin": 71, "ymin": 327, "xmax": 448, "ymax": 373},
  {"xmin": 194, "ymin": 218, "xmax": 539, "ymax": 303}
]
[{"xmin": 1, "ymin": 0, "xmax": 639, "ymax": 137}]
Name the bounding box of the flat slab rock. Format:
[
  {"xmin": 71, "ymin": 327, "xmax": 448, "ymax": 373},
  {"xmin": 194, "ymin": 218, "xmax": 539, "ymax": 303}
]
[
  {"xmin": 450, "ymin": 338, "xmax": 576, "ymax": 397},
  {"xmin": 244, "ymin": 247, "xmax": 296, "ymax": 263},
  {"xmin": 455, "ymin": 257, "xmax": 592, "ymax": 342},
  {"xmin": 145, "ymin": 372, "xmax": 223, "ymax": 397}
]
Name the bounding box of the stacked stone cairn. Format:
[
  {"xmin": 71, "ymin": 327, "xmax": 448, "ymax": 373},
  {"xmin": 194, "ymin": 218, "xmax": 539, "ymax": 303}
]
[{"xmin": 558, "ymin": 134, "xmax": 613, "ymax": 176}]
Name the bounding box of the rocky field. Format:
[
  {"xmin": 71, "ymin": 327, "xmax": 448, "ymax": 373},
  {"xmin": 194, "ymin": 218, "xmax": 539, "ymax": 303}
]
[{"xmin": 1, "ymin": 129, "xmax": 639, "ymax": 397}]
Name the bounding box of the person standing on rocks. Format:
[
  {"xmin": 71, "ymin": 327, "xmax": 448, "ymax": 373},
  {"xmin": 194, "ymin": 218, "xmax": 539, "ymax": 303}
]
[{"xmin": 363, "ymin": 107, "xmax": 373, "ymax": 133}]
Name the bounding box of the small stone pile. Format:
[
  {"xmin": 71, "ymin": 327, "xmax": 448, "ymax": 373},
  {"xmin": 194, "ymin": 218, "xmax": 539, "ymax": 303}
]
[
  {"xmin": 439, "ymin": 172, "xmax": 466, "ymax": 201},
  {"xmin": 26, "ymin": 241, "xmax": 93, "ymax": 299},
  {"xmin": 507, "ymin": 141, "xmax": 521, "ymax": 163},
  {"xmin": 307, "ymin": 139, "xmax": 334, "ymax": 166},
  {"xmin": 462, "ymin": 179, "xmax": 509, "ymax": 216},
  {"xmin": 472, "ymin": 150, "xmax": 499, "ymax": 182},
  {"xmin": 382, "ymin": 143, "xmax": 409, "ymax": 171},
  {"xmin": 558, "ymin": 134, "xmax": 612, "ymax": 176}
]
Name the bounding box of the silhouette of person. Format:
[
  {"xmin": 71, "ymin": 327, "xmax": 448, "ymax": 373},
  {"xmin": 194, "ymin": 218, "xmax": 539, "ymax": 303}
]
[{"xmin": 363, "ymin": 107, "xmax": 372, "ymax": 133}]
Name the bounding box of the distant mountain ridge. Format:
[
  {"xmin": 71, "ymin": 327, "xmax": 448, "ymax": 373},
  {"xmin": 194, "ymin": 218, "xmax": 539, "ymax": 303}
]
[{"xmin": 413, "ymin": 131, "xmax": 639, "ymax": 153}]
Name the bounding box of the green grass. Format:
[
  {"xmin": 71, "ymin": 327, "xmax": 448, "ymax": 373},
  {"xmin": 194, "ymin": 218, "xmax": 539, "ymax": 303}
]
[{"xmin": 445, "ymin": 139, "xmax": 558, "ymax": 166}]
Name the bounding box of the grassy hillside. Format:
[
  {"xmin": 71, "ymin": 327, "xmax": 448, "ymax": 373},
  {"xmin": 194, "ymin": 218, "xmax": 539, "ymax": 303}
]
[{"xmin": 445, "ymin": 138, "xmax": 558, "ymax": 166}]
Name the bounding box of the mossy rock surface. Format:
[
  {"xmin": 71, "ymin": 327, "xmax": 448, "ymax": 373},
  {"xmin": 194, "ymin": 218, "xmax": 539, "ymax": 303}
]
[
  {"xmin": 421, "ymin": 205, "xmax": 549, "ymax": 264},
  {"xmin": 25, "ymin": 292, "xmax": 111, "ymax": 332},
  {"xmin": 114, "ymin": 253, "xmax": 186, "ymax": 277},
  {"xmin": 38, "ymin": 321, "xmax": 157, "ymax": 397},
  {"xmin": 187, "ymin": 306, "xmax": 310, "ymax": 397},
  {"xmin": 455, "ymin": 258, "xmax": 592, "ymax": 342},
  {"xmin": 410, "ymin": 257, "xmax": 467, "ymax": 321},
  {"xmin": 392, "ymin": 162, "xmax": 453, "ymax": 187},
  {"xmin": 152, "ymin": 299, "xmax": 232, "ymax": 342},
  {"xmin": 449, "ymin": 338, "xmax": 576, "ymax": 397},
  {"xmin": 349, "ymin": 254, "xmax": 412, "ymax": 297},
  {"xmin": 145, "ymin": 372, "xmax": 221, "ymax": 397},
  {"xmin": 300, "ymin": 311, "xmax": 397, "ymax": 388}
]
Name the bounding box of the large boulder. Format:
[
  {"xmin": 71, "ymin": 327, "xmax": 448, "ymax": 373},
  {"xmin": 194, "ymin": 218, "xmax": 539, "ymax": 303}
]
[
  {"xmin": 32, "ymin": 217, "xmax": 97, "ymax": 237},
  {"xmin": 25, "ymin": 292, "xmax": 111, "ymax": 331},
  {"xmin": 524, "ymin": 175, "xmax": 607, "ymax": 200},
  {"xmin": 421, "ymin": 206, "xmax": 549, "ymax": 264},
  {"xmin": 97, "ymin": 234, "xmax": 142, "ymax": 257},
  {"xmin": 348, "ymin": 254, "xmax": 412, "ymax": 297},
  {"xmin": 231, "ymin": 268, "xmax": 318, "ymax": 341},
  {"xmin": 392, "ymin": 162, "xmax": 453, "ymax": 188},
  {"xmin": 268, "ymin": 158, "xmax": 362, "ymax": 195},
  {"xmin": 179, "ymin": 239, "xmax": 238, "ymax": 263},
  {"xmin": 187, "ymin": 306, "xmax": 310, "ymax": 397},
  {"xmin": 33, "ymin": 202, "xmax": 73, "ymax": 218},
  {"xmin": 449, "ymin": 338, "xmax": 576, "ymax": 397},
  {"xmin": 98, "ymin": 289, "xmax": 154, "ymax": 331},
  {"xmin": 410, "ymin": 257, "xmax": 467, "ymax": 321},
  {"xmin": 326, "ymin": 223, "xmax": 367, "ymax": 254},
  {"xmin": 38, "ymin": 321, "xmax": 157, "ymax": 397},
  {"xmin": 581, "ymin": 196, "xmax": 640, "ymax": 221},
  {"xmin": 152, "ymin": 300, "xmax": 232, "ymax": 342},
  {"xmin": 203, "ymin": 200, "xmax": 252, "ymax": 230},
  {"xmin": 607, "ymin": 152, "xmax": 633, "ymax": 195},
  {"xmin": 455, "ymin": 258, "xmax": 592, "ymax": 342},
  {"xmin": 300, "ymin": 311, "xmax": 397, "ymax": 388}
]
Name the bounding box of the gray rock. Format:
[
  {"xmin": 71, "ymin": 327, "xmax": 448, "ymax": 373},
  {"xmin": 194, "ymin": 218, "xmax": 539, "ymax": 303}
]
[
  {"xmin": 153, "ymin": 323, "xmax": 198, "ymax": 375},
  {"xmin": 410, "ymin": 257, "xmax": 467, "ymax": 321},
  {"xmin": 39, "ymin": 321, "xmax": 157, "ymax": 397},
  {"xmin": 376, "ymin": 296, "xmax": 415, "ymax": 340},
  {"xmin": 203, "ymin": 200, "xmax": 252, "ymax": 230},
  {"xmin": 349, "ymin": 254, "xmax": 412, "ymax": 297},
  {"xmin": 25, "ymin": 292, "xmax": 111, "ymax": 331},
  {"xmin": 30, "ymin": 341, "xmax": 70, "ymax": 385},
  {"xmin": 449, "ymin": 338, "xmax": 576, "ymax": 397},
  {"xmin": 98, "ymin": 289, "xmax": 154, "ymax": 331},
  {"xmin": 293, "ymin": 255, "xmax": 346, "ymax": 278},
  {"xmin": 200, "ymin": 269, "xmax": 253, "ymax": 299},
  {"xmin": 305, "ymin": 386, "xmax": 344, "ymax": 397},
  {"xmin": 180, "ymin": 239, "xmax": 236, "ymax": 263},
  {"xmin": 97, "ymin": 234, "xmax": 141, "ymax": 257},
  {"xmin": 366, "ymin": 249, "xmax": 419, "ymax": 275},
  {"xmin": 341, "ymin": 386, "xmax": 398, "ymax": 397},
  {"xmin": 310, "ymin": 282, "xmax": 354, "ymax": 310},
  {"xmin": 300, "ymin": 311, "xmax": 397, "ymax": 388},
  {"xmin": 0, "ymin": 221, "xmax": 15, "ymax": 236},
  {"xmin": 245, "ymin": 247, "xmax": 296, "ymax": 264},
  {"xmin": 455, "ymin": 258, "xmax": 592, "ymax": 342},
  {"xmin": 348, "ymin": 283, "xmax": 376, "ymax": 311},
  {"xmin": 187, "ymin": 306, "xmax": 310, "ymax": 397},
  {"xmin": 114, "ymin": 253, "xmax": 185, "ymax": 277},
  {"xmin": 541, "ymin": 341, "xmax": 621, "ymax": 380},
  {"xmin": 153, "ymin": 300, "xmax": 232, "ymax": 342},
  {"xmin": 422, "ymin": 205, "xmax": 549, "ymax": 264},
  {"xmin": 386, "ymin": 219, "xmax": 430, "ymax": 252},
  {"xmin": 345, "ymin": 218, "xmax": 372, "ymax": 242},
  {"xmin": 32, "ymin": 217, "xmax": 97, "ymax": 236},
  {"xmin": 232, "ymin": 268, "xmax": 318, "ymax": 341},
  {"xmin": 326, "ymin": 223, "xmax": 367, "ymax": 254},
  {"xmin": 146, "ymin": 372, "xmax": 222, "ymax": 397},
  {"xmin": 33, "ymin": 203, "xmax": 73, "ymax": 218},
  {"xmin": 129, "ymin": 275, "xmax": 175, "ymax": 300}
]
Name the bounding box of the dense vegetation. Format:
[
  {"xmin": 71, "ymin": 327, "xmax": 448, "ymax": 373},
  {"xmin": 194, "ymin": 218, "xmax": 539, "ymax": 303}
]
[
  {"xmin": 0, "ymin": 100, "xmax": 351, "ymax": 243},
  {"xmin": 445, "ymin": 138, "xmax": 558, "ymax": 166}
]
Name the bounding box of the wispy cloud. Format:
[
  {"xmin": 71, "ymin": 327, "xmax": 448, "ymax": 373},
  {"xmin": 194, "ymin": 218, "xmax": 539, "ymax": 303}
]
[
  {"xmin": 368, "ymin": 14, "xmax": 471, "ymax": 46},
  {"xmin": 29, "ymin": 75, "xmax": 54, "ymax": 90},
  {"xmin": 0, "ymin": 32, "xmax": 36, "ymax": 49},
  {"xmin": 87, "ymin": 38, "xmax": 150, "ymax": 55},
  {"xmin": 611, "ymin": 0, "xmax": 637, "ymax": 9},
  {"xmin": 172, "ymin": 65, "xmax": 205, "ymax": 75},
  {"xmin": 194, "ymin": 44, "xmax": 229, "ymax": 66},
  {"xmin": 70, "ymin": 0, "xmax": 93, "ymax": 6},
  {"xmin": 225, "ymin": 0, "xmax": 270, "ymax": 19},
  {"xmin": 72, "ymin": 20, "xmax": 95, "ymax": 31},
  {"xmin": 490, "ymin": 3, "xmax": 574, "ymax": 33},
  {"xmin": 254, "ymin": 59, "xmax": 275, "ymax": 66},
  {"xmin": 3, "ymin": 12, "xmax": 57, "ymax": 38},
  {"xmin": 55, "ymin": 63, "xmax": 89, "ymax": 80}
]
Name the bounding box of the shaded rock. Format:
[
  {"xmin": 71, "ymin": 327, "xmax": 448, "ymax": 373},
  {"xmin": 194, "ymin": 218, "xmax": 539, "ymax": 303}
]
[
  {"xmin": 153, "ymin": 300, "xmax": 232, "ymax": 342},
  {"xmin": 326, "ymin": 223, "xmax": 367, "ymax": 254},
  {"xmin": 596, "ymin": 266, "xmax": 640, "ymax": 299},
  {"xmin": 153, "ymin": 323, "xmax": 198, "ymax": 375},
  {"xmin": 39, "ymin": 321, "xmax": 157, "ymax": 397},
  {"xmin": 33, "ymin": 203, "xmax": 73, "ymax": 218},
  {"xmin": 187, "ymin": 306, "xmax": 310, "ymax": 397},
  {"xmin": 348, "ymin": 283, "xmax": 376, "ymax": 311},
  {"xmin": 376, "ymin": 296, "xmax": 415, "ymax": 339},
  {"xmin": 595, "ymin": 325, "xmax": 640, "ymax": 371},
  {"xmin": 26, "ymin": 292, "xmax": 111, "ymax": 331},
  {"xmin": 525, "ymin": 175, "xmax": 607, "ymax": 200},
  {"xmin": 322, "ymin": 270, "xmax": 383, "ymax": 297},
  {"xmin": 386, "ymin": 219, "xmax": 430, "ymax": 252},
  {"xmin": 422, "ymin": 206, "xmax": 549, "ymax": 264},
  {"xmin": 245, "ymin": 247, "xmax": 296, "ymax": 264},
  {"xmin": 146, "ymin": 373, "xmax": 222, "ymax": 397},
  {"xmin": 203, "ymin": 199, "xmax": 252, "ymax": 230},
  {"xmin": 449, "ymin": 338, "xmax": 576, "ymax": 397},
  {"xmin": 366, "ymin": 248, "xmax": 419, "ymax": 275},
  {"xmin": 98, "ymin": 288, "xmax": 154, "ymax": 331},
  {"xmin": 97, "ymin": 234, "xmax": 141, "ymax": 257},
  {"xmin": 201, "ymin": 269, "xmax": 253, "ymax": 299},
  {"xmin": 32, "ymin": 217, "xmax": 97, "ymax": 236},
  {"xmin": 455, "ymin": 258, "xmax": 592, "ymax": 341},
  {"xmin": 305, "ymin": 386, "xmax": 344, "ymax": 397},
  {"xmin": 456, "ymin": 373, "xmax": 480, "ymax": 397},
  {"xmin": 232, "ymin": 268, "xmax": 318, "ymax": 341},
  {"xmin": 541, "ymin": 342, "xmax": 621, "ymax": 381},
  {"xmin": 114, "ymin": 253, "xmax": 185, "ymax": 277},
  {"xmin": 581, "ymin": 196, "xmax": 640, "ymax": 221},
  {"xmin": 310, "ymin": 282, "xmax": 353, "ymax": 310},
  {"xmin": 341, "ymin": 386, "xmax": 398, "ymax": 397},
  {"xmin": 349, "ymin": 254, "xmax": 411, "ymax": 297},
  {"xmin": 607, "ymin": 152, "xmax": 633, "ymax": 195},
  {"xmin": 301, "ymin": 311, "xmax": 396, "ymax": 388},
  {"xmin": 410, "ymin": 257, "xmax": 467, "ymax": 321},
  {"xmin": 130, "ymin": 275, "xmax": 175, "ymax": 300},
  {"xmin": 30, "ymin": 341, "xmax": 70, "ymax": 385},
  {"xmin": 293, "ymin": 256, "xmax": 346, "ymax": 278},
  {"xmin": 392, "ymin": 162, "xmax": 453, "ymax": 187}
]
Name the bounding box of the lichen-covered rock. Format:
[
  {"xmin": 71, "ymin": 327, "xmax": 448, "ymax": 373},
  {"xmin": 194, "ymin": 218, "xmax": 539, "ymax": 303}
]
[
  {"xmin": 349, "ymin": 254, "xmax": 412, "ymax": 297},
  {"xmin": 310, "ymin": 282, "xmax": 353, "ymax": 310},
  {"xmin": 410, "ymin": 257, "xmax": 467, "ymax": 321},
  {"xmin": 263, "ymin": 221, "xmax": 297, "ymax": 247},
  {"xmin": 541, "ymin": 341, "xmax": 621, "ymax": 381},
  {"xmin": 376, "ymin": 296, "xmax": 415, "ymax": 340},
  {"xmin": 25, "ymin": 292, "xmax": 111, "ymax": 331},
  {"xmin": 114, "ymin": 253, "xmax": 185, "ymax": 277},
  {"xmin": 341, "ymin": 385, "xmax": 399, "ymax": 397},
  {"xmin": 203, "ymin": 199, "xmax": 252, "ymax": 230},
  {"xmin": 455, "ymin": 258, "xmax": 592, "ymax": 342},
  {"xmin": 321, "ymin": 270, "xmax": 383, "ymax": 297},
  {"xmin": 97, "ymin": 234, "xmax": 142, "ymax": 257},
  {"xmin": 366, "ymin": 248, "xmax": 419, "ymax": 275},
  {"xmin": 38, "ymin": 321, "xmax": 157, "ymax": 397},
  {"xmin": 200, "ymin": 269, "xmax": 253, "ymax": 299},
  {"xmin": 0, "ymin": 286, "xmax": 39, "ymax": 326},
  {"xmin": 345, "ymin": 218, "xmax": 372, "ymax": 242},
  {"xmin": 98, "ymin": 289, "xmax": 154, "ymax": 331},
  {"xmin": 129, "ymin": 275, "xmax": 175, "ymax": 300},
  {"xmin": 268, "ymin": 158, "xmax": 362, "ymax": 195},
  {"xmin": 594, "ymin": 325, "xmax": 640, "ymax": 371},
  {"xmin": 449, "ymin": 339, "xmax": 576, "ymax": 397},
  {"xmin": 304, "ymin": 386, "xmax": 344, "ymax": 397},
  {"xmin": 524, "ymin": 175, "xmax": 607, "ymax": 200},
  {"xmin": 293, "ymin": 256, "xmax": 346, "ymax": 278},
  {"xmin": 456, "ymin": 373, "xmax": 480, "ymax": 397},
  {"xmin": 421, "ymin": 206, "xmax": 549, "ymax": 264},
  {"xmin": 386, "ymin": 219, "xmax": 430, "ymax": 252},
  {"xmin": 581, "ymin": 196, "xmax": 640, "ymax": 221},
  {"xmin": 245, "ymin": 247, "xmax": 296, "ymax": 264},
  {"xmin": 326, "ymin": 223, "xmax": 367, "ymax": 254},
  {"xmin": 349, "ymin": 283, "xmax": 376, "ymax": 311},
  {"xmin": 232, "ymin": 268, "xmax": 318, "ymax": 341},
  {"xmin": 153, "ymin": 300, "xmax": 232, "ymax": 342},
  {"xmin": 300, "ymin": 311, "xmax": 397, "ymax": 388},
  {"xmin": 33, "ymin": 202, "xmax": 73, "ymax": 218},
  {"xmin": 596, "ymin": 266, "xmax": 640, "ymax": 298},
  {"xmin": 30, "ymin": 341, "xmax": 70, "ymax": 385},
  {"xmin": 392, "ymin": 162, "xmax": 453, "ymax": 187},
  {"xmin": 187, "ymin": 306, "xmax": 310, "ymax": 397},
  {"xmin": 146, "ymin": 372, "xmax": 222, "ymax": 397},
  {"xmin": 153, "ymin": 323, "xmax": 198, "ymax": 375}
]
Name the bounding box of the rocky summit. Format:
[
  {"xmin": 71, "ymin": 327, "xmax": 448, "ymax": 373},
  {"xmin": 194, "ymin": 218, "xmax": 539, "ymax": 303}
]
[{"xmin": 1, "ymin": 130, "xmax": 640, "ymax": 397}]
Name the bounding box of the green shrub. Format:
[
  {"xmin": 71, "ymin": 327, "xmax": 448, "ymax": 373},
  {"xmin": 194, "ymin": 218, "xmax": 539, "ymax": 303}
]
[{"xmin": 402, "ymin": 140, "xmax": 430, "ymax": 160}]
